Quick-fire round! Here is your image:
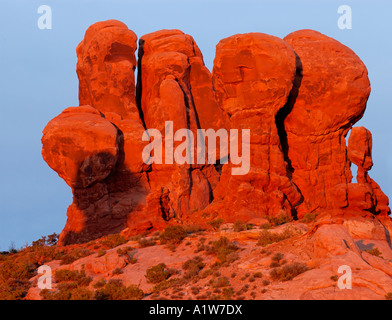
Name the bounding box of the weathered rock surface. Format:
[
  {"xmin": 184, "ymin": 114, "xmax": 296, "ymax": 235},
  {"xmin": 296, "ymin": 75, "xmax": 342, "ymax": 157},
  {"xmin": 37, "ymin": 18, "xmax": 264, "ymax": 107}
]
[
  {"xmin": 25, "ymin": 216, "xmax": 392, "ymax": 300},
  {"xmin": 41, "ymin": 21, "xmax": 390, "ymax": 247},
  {"xmin": 211, "ymin": 33, "xmax": 302, "ymax": 221},
  {"xmin": 283, "ymin": 30, "xmax": 372, "ymax": 219}
]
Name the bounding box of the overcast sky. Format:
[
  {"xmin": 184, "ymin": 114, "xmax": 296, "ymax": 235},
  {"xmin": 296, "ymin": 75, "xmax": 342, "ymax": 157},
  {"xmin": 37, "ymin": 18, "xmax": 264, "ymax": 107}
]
[{"xmin": 0, "ymin": 0, "xmax": 391, "ymax": 250}]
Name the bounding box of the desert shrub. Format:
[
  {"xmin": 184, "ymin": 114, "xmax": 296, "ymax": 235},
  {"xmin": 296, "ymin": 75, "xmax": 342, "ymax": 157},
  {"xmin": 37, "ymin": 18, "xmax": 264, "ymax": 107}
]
[
  {"xmin": 93, "ymin": 279, "xmax": 106, "ymax": 289},
  {"xmin": 191, "ymin": 286, "xmax": 200, "ymax": 295},
  {"xmin": 200, "ymin": 269, "xmax": 213, "ymax": 279},
  {"xmin": 59, "ymin": 248, "xmax": 92, "ymax": 265},
  {"xmin": 222, "ymin": 287, "xmax": 234, "ymax": 299},
  {"xmin": 257, "ymin": 228, "xmax": 299, "ymax": 247},
  {"xmin": 159, "ymin": 226, "xmax": 187, "ymax": 245},
  {"xmin": 184, "ymin": 224, "xmax": 205, "ymax": 234},
  {"xmin": 254, "ymin": 272, "xmax": 263, "ymax": 278},
  {"xmin": 364, "ymin": 247, "xmax": 383, "ymax": 258},
  {"xmin": 212, "ymin": 277, "xmax": 230, "ymax": 288},
  {"xmin": 69, "ymin": 287, "xmax": 94, "ymax": 300},
  {"xmin": 207, "ymin": 218, "xmax": 224, "ymax": 230},
  {"xmin": 97, "ymin": 249, "xmax": 106, "ymax": 257},
  {"xmin": 138, "ymin": 237, "xmax": 156, "ymax": 248},
  {"xmin": 152, "ymin": 278, "xmax": 185, "ymax": 292},
  {"xmin": 41, "ymin": 282, "xmax": 94, "ymax": 300},
  {"xmin": 0, "ymin": 255, "xmax": 38, "ymax": 299},
  {"xmin": 272, "ymin": 252, "xmax": 284, "ymax": 262},
  {"xmin": 117, "ymin": 247, "xmax": 137, "ymax": 264},
  {"xmin": 39, "ymin": 288, "xmax": 53, "ymax": 300},
  {"xmin": 330, "ymin": 275, "xmax": 339, "ymax": 282},
  {"xmin": 32, "ymin": 233, "xmax": 59, "ymax": 247},
  {"xmin": 145, "ymin": 263, "xmax": 172, "ymax": 284},
  {"xmin": 182, "ymin": 256, "xmax": 205, "ymax": 279},
  {"xmin": 112, "ymin": 267, "xmax": 124, "ymax": 275},
  {"xmin": 301, "ymin": 212, "xmax": 318, "ymax": 223},
  {"xmin": 207, "ymin": 237, "xmax": 239, "ymax": 264},
  {"xmin": 54, "ymin": 269, "xmax": 92, "ymax": 286},
  {"xmin": 94, "ymin": 279, "xmax": 144, "ymax": 300},
  {"xmin": 116, "ymin": 246, "xmax": 132, "ymax": 256},
  {"xmin": 262, "ymin": 279, "xmax": 270, "ymax": 286},
  {"xmin": 233, "ymin": 221, "xmax": 253, "ymax": 232},
  {"xmin": 0, "ymin": 279, "xmax": 31, "ymax": 300},
  {"xmin": 267, "ymin": 214, "xmax": 292, "ymax": 227},
  {"xmin": 260, "ymin": 223, "xmax": 272, "ymax": 230},
  {"xmin": 0, "ymin": 260, "xmax": 35, "ymax": 283},
  {"xmin": 269, "ymin": 262, "xmax": 308, "ymax": 281},
  {"xmin": 385, "ymin": 292, "xmax": 392, "ymax": 300},
  {"xmin": 101, "ymin": 234, "xmax": 127, "ymax": 249}
]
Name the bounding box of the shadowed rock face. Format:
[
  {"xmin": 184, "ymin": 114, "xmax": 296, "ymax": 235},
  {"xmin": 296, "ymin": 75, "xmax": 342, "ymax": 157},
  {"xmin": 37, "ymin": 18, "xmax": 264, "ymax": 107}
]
[{"xmin": 41, "ymin": 20, "xmax": 390, "ymax": 245}]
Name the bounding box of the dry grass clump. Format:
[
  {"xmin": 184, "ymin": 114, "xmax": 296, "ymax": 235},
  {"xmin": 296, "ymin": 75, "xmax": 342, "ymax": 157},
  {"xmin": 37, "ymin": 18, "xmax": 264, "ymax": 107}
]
[
  {"xmin": 269, "ymin": 262, "xmax": 308, "ymax": 281},
  {"xmin": 257, "ymin": 227, "xmax": 300, "ymax": 247}
]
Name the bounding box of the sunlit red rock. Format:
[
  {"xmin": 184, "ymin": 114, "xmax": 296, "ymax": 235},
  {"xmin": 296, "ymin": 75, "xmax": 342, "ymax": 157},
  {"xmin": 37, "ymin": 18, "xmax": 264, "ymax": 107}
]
[
  {"xmin": 76, "ymin": 20, "xmax": 139, "ymax": 120},
  {"xmin": 41, "ymin": 21, "xmax": 390, "ymax": 246},
  {"xmin": 41, "ymin": 105, "xmax": 119, "ymax": 189},
  {"xmin": 212, "ymin": 32, "xmax": 302, "ymax": 221},
  {"xmin": 347, "ymin": 126, "xmax": 390, "ymax": 216},
  {"xmin": 283, "ymin": 29, "xmax": 371, "ymax": 218}
]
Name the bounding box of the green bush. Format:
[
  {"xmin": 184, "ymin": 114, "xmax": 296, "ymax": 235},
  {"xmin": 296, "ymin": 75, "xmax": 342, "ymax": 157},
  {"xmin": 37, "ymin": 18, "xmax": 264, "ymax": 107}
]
[
  {"xmin": 94, "ymin": 279, "xmax": 144, "ymax": 300},
  {"xmin": 0, "ymin": 279, "xmax": 31, "ymax": 300},
  {"xmin": 138, "ymin": 238, "xmax": 156, "ymax": 248},
  {"xmin": 93, "ymin": 279, "xmax": 106, "ymax": 289},
  {"xmin": 97, "ymin": 249, "xmax": 106, "ymax": 257},
  {"xmin": 267, "ymin": 214, "xmax": 292, "ymax": 227},
  {"xmin": 257, "ymin": 228, "xmax": 299, "ymax": 247},
  {"xmin": 54, "ymin": 269, "xmax": 92, "ymax": 286},
  {"xmin": 59, "ymin": 248, "xmax": 92, "ymax": 265},
  {"xmin": 222, "ymin": 287, "xmax": 234, "ymax": 299},
  {"xmin": 207, "ymin": 237, "xmax": 239, "ymax": 264},
  {"xmin": 101, "ymin": 234, "xmax": 128, "ymax": 249},
  {"xmin": 364, "ymin": 247, "xmax": 383, "ymax": 259},
  {"xmin": 233, "ymin": 221, "xmax": 253, "ymax": 232},
  {"xmin": 0, "ymin": 260, "xmax": 35, "ymax": 282},
  {"xmin": 145, "ymin": 263, "xmax": 172, "ymax": 284},
  {"xmin": 207, "ymin": 218, "xmax": 224, "ymax": 230},
  {"xmin": 272, "ymin": 252, "xmax": 284, "ymax": 262},
  {"xmin": 152, "ymin": 278, "xmax": 184, "ymax": 293},
  {"xmin": 112, "ymin": 267, "xmax": 124, "ymax": 275},
  {"xmin": 159, "ymin": 226, "xmax": 187, "ymax": 245},
  {"xmin": 117, "ymin": 247, "xmax": 138, "ymax": 264},
  {"xmin": 184, "ymin": 224, "xmax": 205, "ymax": 234},
  {"xmin": 269, "ymin": 262, "xmax": 308, "ymax": 281},
  {"xmin": 212, "ymin": 277, "xmax": 230, "ymax": 288},
  {"xmin": 182, "ymin": 257, "xmax": 205, "ymax": 279},
  {"xmin": 40, "ymin": 281, "xmax": 94, "ymax": 300},
  {"xmin": 301, "ymin": 212, "xmax": 318, "ymax": 223}
]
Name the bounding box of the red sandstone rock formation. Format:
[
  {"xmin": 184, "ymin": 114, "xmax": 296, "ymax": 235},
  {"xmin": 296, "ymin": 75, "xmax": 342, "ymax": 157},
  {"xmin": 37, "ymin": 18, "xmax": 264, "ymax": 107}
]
[
  {"xmin": 283, "ymin": 30, "xmax": 372, "ymax": 219},
  {"xmin": 346, "ymin": 126, "xmax": 390, "ymax": 216},
  {"xmin": 211, "ymin": 33, "xmax": 302, "ymax": 221},
  {"xmin": 41, "ymin": 21, "xmax": 390, "ymax": 245},
  {"xmin": 137, "ymin": 29, "xmax": 228, "ymax": 222}
]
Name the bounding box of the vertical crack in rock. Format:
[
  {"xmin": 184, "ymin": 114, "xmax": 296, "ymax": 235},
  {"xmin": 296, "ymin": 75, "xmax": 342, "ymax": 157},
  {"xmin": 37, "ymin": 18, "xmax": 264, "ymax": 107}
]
[
  {"xmin": 275, "ymin": 53, "xmax": 303, "ymax": 178},
  {"xmin": 135, "ymin": 38, "xmax": 147, "ymax": 130}
]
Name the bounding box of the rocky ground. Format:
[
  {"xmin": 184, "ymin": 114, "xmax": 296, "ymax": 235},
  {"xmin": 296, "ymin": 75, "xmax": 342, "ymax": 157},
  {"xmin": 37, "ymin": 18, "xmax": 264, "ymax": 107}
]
[{"xmin": 15, "ymin": 213, "xmax": 392, "ymax": 300}]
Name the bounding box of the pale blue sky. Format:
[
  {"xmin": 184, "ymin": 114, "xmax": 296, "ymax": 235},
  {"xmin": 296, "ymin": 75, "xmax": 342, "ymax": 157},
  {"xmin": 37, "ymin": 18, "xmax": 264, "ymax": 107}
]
[{"xmin": 0, "ymin": 0, "xmax": 391, "ymax": 250}]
